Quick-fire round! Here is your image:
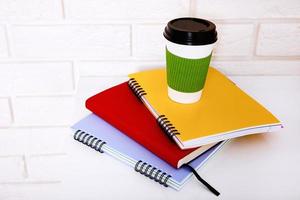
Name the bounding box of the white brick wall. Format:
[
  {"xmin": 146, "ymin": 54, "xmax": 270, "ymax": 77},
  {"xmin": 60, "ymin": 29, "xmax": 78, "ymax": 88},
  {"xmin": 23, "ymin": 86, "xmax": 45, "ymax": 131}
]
[
  {"xmin": 0, "ymin": 0, "xmax": 299, "ymax": 193},
  {"xmin": 78, "ymin": 61, "xmax": 165, "ymax": 76},
  {"xmin": 214, "ymin": 23, "xmax": 254, "ymax": 56},
  {"xmin": 0, "ymin": 128, "xmax": 68, "ymax": 155},
  {"xmin": 256, "ymin": 23, "xmax": 300, "ymax": 56},
  {"xmin": 132, "ymin": 24, "xmax": 166, "ymax": 60},
  {"xmin": 194, "ymin": 0, "xmax": 300, "ymax": 19},
  {"xmin": 0, "ymin": 0, "xmax": 63, "ymax": 21},
  {"xmin": 0, "ymin": 62, "xmax": 74, "ymax": 95},
  {"xmin": 0, "ymin": 25, "xmax": 8, "ymax": 57},
  {"xmin": 64, "ymin": 0, "xmax": 189, "ymax": 20},
  {"xmin": 14, "ymin": 97, "xmax": 76, "ymax": 126},
  {"xmin": 0, "ymin": 156, "xmax": 25, "ymax": 182},
  {"xmin": 11, "ymin": 25, "xmax": 131, "ymax": 58},
  {"xmin": 0, "ymin": 98, "xmax": 11, "ymax": 127}
]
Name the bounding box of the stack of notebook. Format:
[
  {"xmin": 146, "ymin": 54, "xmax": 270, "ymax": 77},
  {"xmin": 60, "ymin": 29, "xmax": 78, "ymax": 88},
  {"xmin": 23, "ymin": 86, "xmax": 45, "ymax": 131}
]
[{"xmin": 72, "ymin": 67, "xmax": 282, "ymax": 194}]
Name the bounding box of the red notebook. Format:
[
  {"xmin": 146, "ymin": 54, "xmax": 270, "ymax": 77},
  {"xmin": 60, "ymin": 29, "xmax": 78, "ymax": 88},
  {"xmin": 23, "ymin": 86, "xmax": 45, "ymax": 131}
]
[{"xmin": 86, "ymin": 82, "xmax": 215, "ymax": 168}]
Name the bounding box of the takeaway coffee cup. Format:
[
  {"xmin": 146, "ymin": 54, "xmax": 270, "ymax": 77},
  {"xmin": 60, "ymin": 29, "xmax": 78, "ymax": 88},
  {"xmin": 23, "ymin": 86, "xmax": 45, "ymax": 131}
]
[{"xmin": 163, "ymin": 18, "xmax": 217, "ymax": 104}]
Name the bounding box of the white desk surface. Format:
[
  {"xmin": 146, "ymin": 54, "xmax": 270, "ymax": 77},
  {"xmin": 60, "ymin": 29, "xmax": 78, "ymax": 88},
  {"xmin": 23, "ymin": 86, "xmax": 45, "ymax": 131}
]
[{"xmin": 1, "ymin": 75, "xmax": 300, "ymax": 199}]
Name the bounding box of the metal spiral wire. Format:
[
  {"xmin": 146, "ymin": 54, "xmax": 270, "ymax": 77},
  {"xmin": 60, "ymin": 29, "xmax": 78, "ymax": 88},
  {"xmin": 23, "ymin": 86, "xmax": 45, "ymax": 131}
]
[
  {"xmin": 128, "ymin": 78, "xmax": 147, "ymax": 100},
  {"xmin": 157, "ymin": 115, "xmax": 180, "ymax": 139},
  {"xmin": 134, "ymin": 160, "xmax": 171, "ymax": 187},
  {"xmin": 74, "ymin": 130, "xmax": 106, "ymax": 153}
]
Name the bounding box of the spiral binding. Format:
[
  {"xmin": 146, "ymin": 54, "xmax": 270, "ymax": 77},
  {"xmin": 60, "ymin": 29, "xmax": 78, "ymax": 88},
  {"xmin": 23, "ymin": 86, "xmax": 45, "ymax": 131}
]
[
  {"xmin": 128, "ymin": 78, "xmax": 147, "ymax": 100},
  {"xmin": 74, "ymin": 130, "xmax": 106, "ymax": 153},
  {"xmin": 134, "ymin": 160, "xmax": 171, "ymax": 187},
  {"xmin": 128, "ymin": 78, "xmax": 180, "ymax": 140},
  {"xmin": 157, "ymin": 115, "xmax": 180, "ymax": 139}
]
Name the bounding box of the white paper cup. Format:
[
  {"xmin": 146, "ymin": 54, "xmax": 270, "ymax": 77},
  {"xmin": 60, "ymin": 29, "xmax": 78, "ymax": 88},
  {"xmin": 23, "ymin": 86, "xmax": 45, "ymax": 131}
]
[
  {"xmin": 164, "ymin": 18, "xmax": 218, "ymax": 104},
  {"xmin": 166, "ymin": 40, "xmax": 215, "ymax": 103}
]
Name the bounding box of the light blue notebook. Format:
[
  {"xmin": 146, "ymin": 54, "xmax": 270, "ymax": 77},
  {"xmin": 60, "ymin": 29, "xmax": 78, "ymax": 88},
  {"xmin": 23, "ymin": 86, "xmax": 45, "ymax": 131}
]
[{"xmin": 72, "ymin": 114, "xmax": 226, "ymax": 190}]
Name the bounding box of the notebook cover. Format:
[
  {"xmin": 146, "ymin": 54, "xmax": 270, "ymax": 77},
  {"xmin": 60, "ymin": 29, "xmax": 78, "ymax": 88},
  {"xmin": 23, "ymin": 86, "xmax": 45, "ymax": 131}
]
[
  {"xmin": 128, "ymin": 67, "xmax": 281, "ymax": 145},
  {"xmin": 71, "ymin": 114, "xmax": 224, "ymax": 187},
  {"xmin": 85, "ymin": 82, "xmax": 214, "ymax": 168}
]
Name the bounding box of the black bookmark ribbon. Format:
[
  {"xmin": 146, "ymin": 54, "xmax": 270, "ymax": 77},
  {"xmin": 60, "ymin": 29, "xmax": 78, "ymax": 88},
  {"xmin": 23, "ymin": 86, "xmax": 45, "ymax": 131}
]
[{"xmin": 182, "ymin": 164, "xmax": 220, "ymax": 196}]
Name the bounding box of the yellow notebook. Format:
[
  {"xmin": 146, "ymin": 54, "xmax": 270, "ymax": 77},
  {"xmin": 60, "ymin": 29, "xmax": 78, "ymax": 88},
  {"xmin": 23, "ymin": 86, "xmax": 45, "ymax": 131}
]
[{"xmin": 128, "ymin": 67, "xmax": 282, "ymax": 149}]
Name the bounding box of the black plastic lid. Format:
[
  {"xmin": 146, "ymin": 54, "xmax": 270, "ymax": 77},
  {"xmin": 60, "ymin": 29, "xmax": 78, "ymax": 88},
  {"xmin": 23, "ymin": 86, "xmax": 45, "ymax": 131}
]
[{"xmin": 163, "ymin": 17, "xmax": 217, "ymax": 46}]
